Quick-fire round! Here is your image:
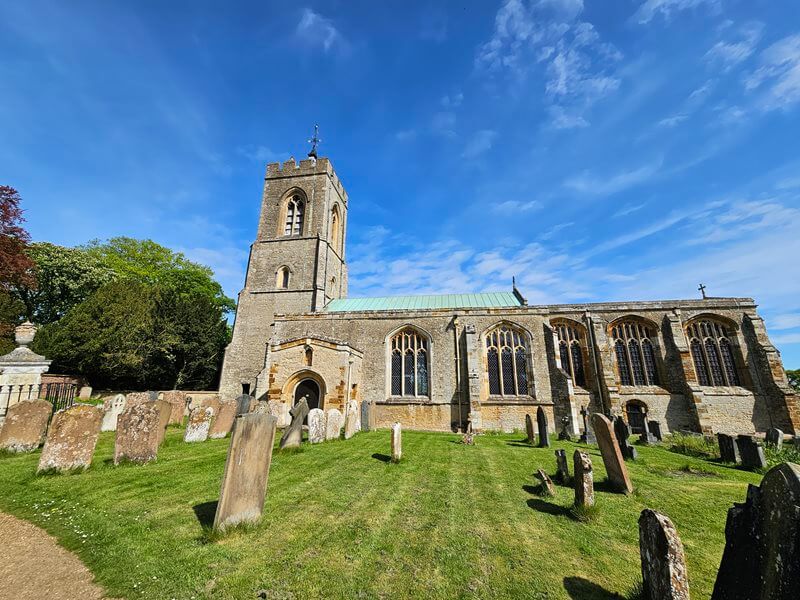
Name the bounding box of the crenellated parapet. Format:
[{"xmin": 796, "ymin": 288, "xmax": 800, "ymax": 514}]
[{"xmin": 265, "ymin": 157, "xmax": 348, "ymax": 204}]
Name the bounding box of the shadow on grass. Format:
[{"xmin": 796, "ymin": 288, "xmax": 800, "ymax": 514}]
[
  {"xmin": 371, "ymin": 453, "xmax": 391, "ymax": 463},
  {"xmin": 563, "ymin": 576, "xmax": 624, "ymax": 599},
  {"xmin": 506, "ymin": 441, "xmax": 536, "ymax": 448},
  {"xmin": 526, "ymin": 498, "xmax": 572, "ymax": 518},
  {"xmin": 193, "ymin": 500, "xmax": 218, "ymax": 528}
]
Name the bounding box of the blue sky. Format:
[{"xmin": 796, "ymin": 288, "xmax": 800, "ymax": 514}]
[{"xmin": 2, "ymin": 0, "xmax": 800, "ymax": 366}]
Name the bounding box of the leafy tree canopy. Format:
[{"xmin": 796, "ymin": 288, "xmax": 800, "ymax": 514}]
[
  {"xmin": 0, "ymin": 185, "xmax": 35, "ymax": 291},
  {"xmin": 787, "ymin": 369, "xmax": 800, "ymax": 391}
]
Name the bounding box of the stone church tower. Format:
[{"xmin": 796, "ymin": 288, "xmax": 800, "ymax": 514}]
[{"xmin": 219, "ymin": 157, "xmax": 348, "ymax": 399}]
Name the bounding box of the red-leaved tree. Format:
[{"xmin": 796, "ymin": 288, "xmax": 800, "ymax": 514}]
[{"xmin": 0, "ymin": 186, "xmax": 35, "ymax": 290}]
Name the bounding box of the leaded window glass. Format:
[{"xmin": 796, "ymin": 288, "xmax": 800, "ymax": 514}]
[
  {"xmin": 485, "ymin": 325, "xmax": 529, "ymax": 396},
  {"xmin": 629, "ymin": 339, "xmax": 645, "ymax": 386},
  {"xmin": 611, "ymin": 320, "xmax": 659, "ymax": 386},
  {"xmin": 552, "ymin": 321, "xmax": 588, "ymax": 388},
  {"xmin": 686, "ymin": 319, "xmax": 741, "ymax": 387},
  {"xmin": 641, "ymin": 339, "xmax": 659, "ymax": 385},
  {"xmin": 389, "ymin": 328, "xmax": 429, "ymax": 397},
  {"xmin": 570, "ymin": 343, "xmax": 586, "ymax": 387},
  {"xmin": 615, "ymin": 340, "xmax": 632, "ymax": 386},
  {"xmin": 284, "ymin": 195, "xmax": 304, "ymax": 236}
]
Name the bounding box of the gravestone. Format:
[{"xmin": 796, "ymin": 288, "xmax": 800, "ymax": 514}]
[
  {"xmin": 591, "ymin": 413, "xmax": 634, "ymax": 494},
  {"xmin": 360, "ymin": 401, "xmax": 372, "ymax": 433},
  {"xmin": 648, "ymin": 420, "xmax": 663, "ymax": 442},
  {"xmin": 279, "ymin": 398, "xmax": 309, "ymax": 449},
  {"xmin": 639, "ymin": 418, "xmax": 658, "ymax": 445},
  {"xmin": 114, "ymin": 402, "xmax": 161, "ymax": 464},
  {"xmin": 0, "ymin": 399, "xmax": 52, "ymax": 452},
  {"xmin": 37, "ymin": 404, "xmax": 103, "ymax": 473},
  {"xmin": 391, "ymin": 422, "xmax": 402, "ymax": 463},
  {"xmin": 737, "ymin": 435, "xmax": 767, "ymax": 470},
  {"xmin": 573, "ymin": 450, "xmax": 594, "ymax": 508},
  {"xmin": 579, "ymin": 405, "xmax": 596, "ymax": 444},
  {"xmin": 268, "ymin": 400, "xmax": 291, "ymax": 428},
  {"xmin": 209, "ymin": 400, "xmax": 237, "ymax": 439},
  {"xmin": 711, "ymin": 462, "xmax": 800, "ymax": 600},
  {"xmin": 558, "ymin": 415, "xmax": 572, "ymax": 441},
  {"xmin": 78, "ymin": 386, "xmax": 92, "ymax": 400},
  {"xmin": 536, "ymin": 468, "xmax": 555, "ymax": 496},
  {"xmin": 718, "ymin": 433, "xmax": 741, "ymax": 464},
  {"xmin": 101, "ymin": 394, "xmax": 126, "ymax": 432},
  {"xmin": 614, "ymin": 416, "xmax": 638, "ymax": 461},
  {"xmin": 536, "ymin": 406, "xmax": 550, "ymax": 448},
  {"xmin": 525, "ymin": 413, "xmax": 535, "ymax": 444},
  {"xmin": 765, "ymin": 428, "xmax": 783, "ymax": 450},
  {"xmin": 555, "ymin": 449, "xmax": 570, "ymax": 483},
  {"xmin": 325, "ymin": 408, "xmax": 343, "ymax": 441},
  {"xmin": 213, "ymin": 412, "xmax": 278, "ymax": 532},
  {"xmin": 184, "ymin": 406, "xmax": 213, "ymax": 443},
  {"xmin": 160, "ymin": 390, "xmax": 187, "ymax": 425},
  {"xmin": 344, "ymin": 399, "xmax": 360, "ymax": 440},
  {"xmin": 125, "ymin": 391, "xmax": 157, "ymax": 407},
  {"xmin": 308, "ymin": 408, "xmax": 326, "ymax": 444},
  {"xmin": 189, "ymin": 394, "xmax": 221, "ymax": 418},
  {"xmin": 155, "ymin": 399, "xmax": 172, "ymax": 444},
  {"xmin": 235, "ymin": 394, "xmax": 253, "ymax": 416},
  {"xmin": 639, "ymin": 509, "xmax": 690, "ymax": 600}
]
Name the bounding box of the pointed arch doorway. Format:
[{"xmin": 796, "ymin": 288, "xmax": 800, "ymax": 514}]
[{"xmin": 294, "ymin": 378, "xmax": 321, "ymax": 411}]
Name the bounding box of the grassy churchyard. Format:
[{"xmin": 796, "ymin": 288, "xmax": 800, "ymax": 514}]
[{"xmin": 0, "ymin": 427, "xmax": 763, "ymax": 600}]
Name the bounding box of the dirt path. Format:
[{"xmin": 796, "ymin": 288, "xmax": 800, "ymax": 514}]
[{"xmin": 0, "ymin": 511, "xmax": 111, "ymax": 600}]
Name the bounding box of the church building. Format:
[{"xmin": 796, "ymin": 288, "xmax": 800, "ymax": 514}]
[{"xmin": 219, "ymin": 153, "xmax": 799, "ymax": 437}]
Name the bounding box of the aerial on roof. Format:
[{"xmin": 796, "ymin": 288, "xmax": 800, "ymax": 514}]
[{"xmin": 323, "ymin": 292, "xmax": 523, "ymax": 313}]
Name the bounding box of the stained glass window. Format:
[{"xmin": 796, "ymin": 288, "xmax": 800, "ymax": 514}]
[
  {"xmin": 611, "ymin": 320, "xmax": 660, "ymax": 386},
  {"xmin": 686, "ymin": 319, "xmax": 741, "ymax": 387},
  {"xmin": 485, "ymin": 325, "xmax": 529, "ymax": 396},
  {"xmin": 389, "ymin": 328, "xmax": 429, "ymax": 397}
]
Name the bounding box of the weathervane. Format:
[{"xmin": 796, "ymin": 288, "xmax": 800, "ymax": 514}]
[
  {"xmin": 307, "ymin": 124, "xmax": 321, "ymax": 159},
  {"xmin": 698, "ymin": 283, "xmax": 707, "ymax": 299}
]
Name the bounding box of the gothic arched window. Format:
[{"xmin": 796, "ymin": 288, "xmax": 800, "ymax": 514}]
[
  {"xmin": 389, "ymin": 328, "xmax": 429, "ymax": 397},
  {"xmin": 283, "ymin": 194, "xmax": 304, "ymax": 236},
  {"xmin": 486, "ymin": 324, "xmax": 530, "ymax": 396},
  {"xmin": 330, "ymin": 205, "xmax": 341, "ymax": 252},
  {"xmin": 276, "ymin": 266, "xmax": 290, "ymax": 289},
  {"xmin": 686, "ymin": 319, "xmax": 741, "ymax": 387},
  {"xmin": 610, "ymin": 319, "xmax": 660, "ymax": 386},
  {"xmin": 552, "ymin": 320, "xmax": 587, "ymax": 387}
]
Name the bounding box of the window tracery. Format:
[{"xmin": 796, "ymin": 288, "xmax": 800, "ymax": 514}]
[
  {"xmin": 552, "ymin": 321, "xmax": 587, "ymax": 387},
  {"xmin": 686, "ymin": 319, "xmax": 741, "ymax": 387},
  {"xmin": 486, "ymin": 325, "xmax": 530, "ymax": 396},
  {"xmin": 283, "ymin": 194, "xmax": 304, "ymax": 236},
  {"xmin": 610, "ymin": 320, "xmax": 660, "ymax": 386},
  {"xmin": 390, "ymin": 328, "xmax": 429, "ymax": 397}
]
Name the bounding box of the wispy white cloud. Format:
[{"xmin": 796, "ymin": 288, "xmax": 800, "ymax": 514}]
[
  {"xmin": 613, "ymin": 202, "xmax": 648, "ymax": 218},
  {"xmin": 658, "ymin": 114, "xmax": 688, "ymax": 127},
  {"xmin": 494, "ymin": 199, "xmax": 542, "ymax": 213},
  {"xmin": 633, "ymin": 0, "xmax": 721, "ymax": 25},
  {"xmin": 296, "ymin": 8, "xmax": 347, "ymax": 54},
  {"xmin": 236, "ymin": 145, "xmax": 287, "ymax": 163},
  {"xmin": 704, "ymin": 21, "xmax": 763, "ymax": 71},
  {"xmin": 564, "ymin": 160, "xmax": 662, "ymax": 196},
  {"xmin": 745, "ymin": 33, "xmax": 800, "ymax": 111},
  {"xmin": 462, "ymin": 129, "xmax": 497, "ymax": 158}
]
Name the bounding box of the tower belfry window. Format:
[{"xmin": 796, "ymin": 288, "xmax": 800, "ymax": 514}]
[{"xmin": 284, "ymin": 195, "xmax": 304, "ymax": 236}]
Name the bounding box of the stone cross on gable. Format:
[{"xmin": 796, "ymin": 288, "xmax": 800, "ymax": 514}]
[{"xmin": 698, "ymin": 283, "xmax": 707, "ymax": 299}]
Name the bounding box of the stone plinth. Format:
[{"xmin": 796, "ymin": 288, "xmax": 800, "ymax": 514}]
[{"xmin": 0, "ymin": 322, "xmax": 51, "ymax": 423}]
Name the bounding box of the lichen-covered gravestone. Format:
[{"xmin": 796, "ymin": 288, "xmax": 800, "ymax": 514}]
[
  {"xmin": 0, "ymin": 399, "xmax": 52, "ymax": 452},
  {"xmin": 737, "ymin": 435, "xmax": 767, "ymax": 470},
  {"xmin": 638, "ymin": 509, "xmax": 690, "ymax": 600},
  {"xmin": 344, "ymin": 399, "xmax": 360, "ymax": 440},
  {"xmin": 125, "ymin": 391, "xmax": 157, "ymax": 407},
  {"xmin": 279, "ymin": 398, "xmax": 309, "ymax": 449},
  {"xmin": 37, "ymin": 404, "xmax": 103, "ymax": 473},
  {"xmin": 536, "ymin": 406, "xmax": 550, "ymax": 448},
  {"xmin": 268, "ymin": 400, "xmax": 291, "ymax": 428},
  {"xmin": 555, "ymin": 449, "xmax": 570, "ymax": 483},
  {"xmin": 712, "ymin": 462, "xmax": 800, "ymax": 600},
  {"xmin": 573, "ymin": 450, "xmax": 594, "ymax": 508},
  {"xmin": 325, "ymin": 408, "xmax": 343, "ymax": 441},
  {"xmin": 525, "ymin": 413, "xmax": 535, "ymax": 444},
  {"xmin": 308, "ymin": 408, "xmax": 326, "ymax": 444},
  {"xmin": 160, "ymin": 390, "xmax": 187, "ymax": 425},
  {"xmin": 101, "ymin": 394, "xmax": 126, "ymax": 432},
  {"xmin": 114, "ymin": 402, "xmax": 161, "ymax": 464},
  {"xmin": 591, "ymin": 413, "xmax": 633, "ymax": 494},
  {"xmin": 614, "ymin": 415, "xmax": 637, "ymax": 460},
  {"xmin": 184, "ymin": 406, "xmax": 214, "ymax": 443},
  {"xmin": 765, "ymin": 428, "xmax": 783, "ymax": 450},
  {"xmin": 536, "ymin": 469, "xmax": 555, "ymax": 496},
  {"xmin": 391, "ymin": 422, "xmax": 402, "ymax": 463},
  {"xmin": 717, "ymin": 433, "xmax": 741, "ymax": 465},
  {"xmin": 213, "ymin": 413, "xmax": 278, "ymax": 532},
  {"xmin": 209, "ymin": 400, "xmax": 237, "ymax": 439}
]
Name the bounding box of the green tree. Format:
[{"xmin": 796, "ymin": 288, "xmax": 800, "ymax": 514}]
[{"xmin": 787, "ymin": 369, "xmax": 800, "ymax": 391}]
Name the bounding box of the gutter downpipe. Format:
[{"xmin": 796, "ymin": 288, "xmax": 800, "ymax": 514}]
[{"xmin": 453, "ymin": 314, "xmax": 462, "ymax": 432}]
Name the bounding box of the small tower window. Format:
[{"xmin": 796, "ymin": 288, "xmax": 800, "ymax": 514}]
[
  {"xmin": 304, "ymin": 347, "xmax": 313, "ymax": 367},
  {"xmin": 330, "ymin": 205, "xmax": 341, "ymax": 252},
  {"xmin": 284, "ymin": 195, "xmax": 304, "ymax": 236},
  {"xmin": 276, "ymin": 267, "xmax": 290, "ymax": 289}
]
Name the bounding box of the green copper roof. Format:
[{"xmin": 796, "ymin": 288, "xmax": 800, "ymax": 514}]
[{"xmin": 324, "ymin": 292, "xmax": 523, "ymax": 312}]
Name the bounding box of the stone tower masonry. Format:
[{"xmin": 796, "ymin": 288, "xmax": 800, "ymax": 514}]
[{"xmin": 218, "ymin": 157, "xmax": 348, "ymax": 400}]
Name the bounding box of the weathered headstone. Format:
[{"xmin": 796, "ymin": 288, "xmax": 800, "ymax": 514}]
[
  {"xmin": 573, "ymin": 450, "xmax": 594, "ymax": 508},
  {"xmin": 125, "ymin": 391, "xmax": 158, "ymax": 407},
  {"xmin": 155, "ymin": 399, "xmax": 172, "ymax": 444},
  {"xmin": 101, "ymin": 394, "xmax": 126, "ymax": 432},
  {"xmin": 525, "ymin": 413, "xmax": 535, "ymax": 444},
  {"xmin": 308, "ymin": 408, "xmax": 326, "ymax": 444},
  {"xmin": 535, "ymin": 468, "xmax": 555, "ymax": 496},
  {"xmin": 648, "ymin": 420, "xmax": 663, "ymax": 442},
  {"xmin": 579, "ymin": 405, "xmax": 596, "ymax": 444},
  {"xmin": 555, "ymin": 449, "xmax": 570, "ymax": 483},
  {"xmin": 344, "ymin": 399, "xmax": 360, "ymax": 440},
  {"xmin": 213, "ymin": 412, "xmax": 278, "ymax": 532},
  {"xmin": 114, "ymin": 402, "xmax": 161, "ymax": 464},
  {"xmin": 360, "ymin": 401, "xmax": 372, "ymax": 433},
  {"xmin": 537, "ymin": 406, "xmax": 550, "ymax": 448},
  {"xmin": 184, "ymin": 406, "xmax": 213, "ymax": 443},
  {"xmin": 639, "ymin": 418, "xmax": 658, "ymax": 445},
  {"xmin": 268, "ymin": 400, "xmax": 291, "ymax": 428},
  {"xmin": 189, "ymin": 394, "xmax": 221, "ymax": 418},
  {"xmin": 235, "ymin": 394, "xmax": 253, "ymax": 416},
  {"xmin": 391, "ymin": 422, "xmax": 402, "ymax": 463},
  {"xmin": 639, "ymin": 509, "xmax": 690, "ymax": 600},
  {"xmin": 737, "ymin": 435, "xmax": 767, "ymax": 470},
  {"xmin": 718, "ymin": 433, "xmax": 741, "ymax": 464},
  {"xmin": 0, "ymin": 399, "xmax": 52, "ymax": 452},
  {"xmin": 591, "ymin": 413, "xmax": 634, "ymax": 494},
  {"xmin": 37, "ymin": 404, "xmax": 103, "ymax": 473},
  {"xmin": 279, "ymin": 398, "xmax": 309, "ymax": 449},
  {"xmin": 614, "ymin": 416, "xmax": 638, "ymax": 460},
  {"xmin": 558, "ymin": 415, "xmax": 572, "ymax": 441},
  {"xmin": 160, "ymin": 390, "xmax": 187, "ymax": 425},
  {"xmin": 209, "ymin": 400, "xmax": 237, "ymax": 439},
  {"xmin": 765, "ymin": 428, "xmax": 783, "ymax": 450},
  {"xmin": 711, "ymin": 462, "xmax": 800, "ymax": 600},
  {"xmin": 325, "ymin": 408, "xmax": 343, "ymax": 441},
  {"xmin": 78, "ymin": 386, "xmax": 93, "ymax": 400}
]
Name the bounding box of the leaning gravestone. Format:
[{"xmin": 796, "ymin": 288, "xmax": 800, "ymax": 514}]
[
  {"xmin": 639, "ymin": 509, "xmax": 690, "ymax": 600},
  {"xmin": 160, "ymin": 390, "xmax": 187, "ymax": 425},
  {"xmin": 737, "ymin": 435, "xmax": 767, "ymax": 470},
  {"xmin": 711, "ymin": 462, "xmax": 800, "ymax": 600},
  {"xmin": 344, "ymin": 399, "xmax": 360, "ymax": 440},
  {"xmin": 0, "ymin": 400, "xmax": 52, "ymax": 453},
  {"xmin": 648, "ymin": 420, "xmax": 663, "ymax": 442},
  {"xmin": 579, "ymin": 405, "xmax": 596, "ymax": 444},
  {"xmin": 213, "ymin": 412, "xmax": 278, "ymax": 532},
  {"xmin": 765, "ymin": 428, "xmax": 783, "ymax": 450},
  {"xmin": 391, "ymin": 422, "xmax": 402, "ymax": 463},
  {"xmin": 614, "ymin": 416, "xmax": 638, "ymax": 460},
  {"xmin": 591, "ymin": 413, "xmax": 634, "ymax": 494},
  {"xmin": 279, "ymin": 398, "xmax": 309, "ymax": 449},
  {"xmin": 209, "ymin": 400, "xmax": 237, "ymax": 439},
  {"xmin": 114, "ymin": 402, "xmax": 161, "ymax": 464},
  {"xmin": 573, "ymin": 450, "xmax": 594, "ymax": 508},
  {"xmin": 718, "ymin": 433, "xmax": 741, "ymax": 465},
  {"xmin": 360, "ymin": 401, "xmax": 372, "ymax": 433},
  {"xmin": 555, "ymin": 449, "xmax": 570, "ymax": 483},
  {"xmin": 184, "ymin": 406, "xmax": 213, "ymax": 443},
  {"xmin": 235, "ymin": 394, "xmax": 253, "ymax": 416},
  {"xmin": 308, "ymin": 408, "xmax": 326, "ymax": 444},
  {"xmin": 537, "ymin": 406, "xmax": 550, "ymax": 448},
  {"xmin": 325, "ymin": 408, "xmax": 343, "ymax": 441},
  {"xmin": 525, "ymin": 413, "xmax": 535, "ymax": 444},
  {"xmin": 536, "ymin": 468, "xmax": 555, "ymax": 496},
  {"xmin": 37, "ymin": 405, "xmax": 103, "ymax": 473},
  {"xmin": 101, "ymin": 394, "xmax": 126, "ymax": 432}
]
